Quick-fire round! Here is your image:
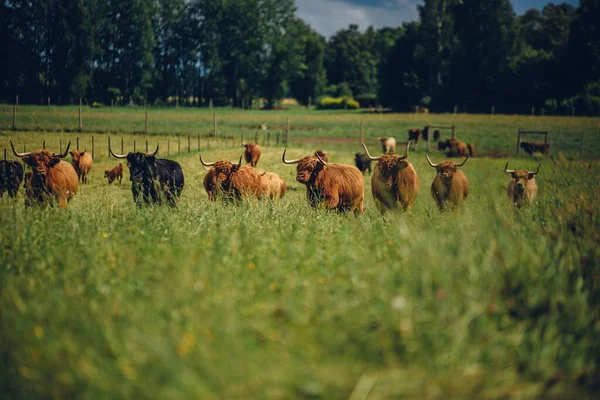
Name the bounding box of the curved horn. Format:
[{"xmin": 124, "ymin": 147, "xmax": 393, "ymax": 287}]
[
  {"xmin": 397, "ymin": 140, "xmax": 412, "ymax": 161},
  {"xmin": 504, "ymin": 162, "xmax": 515, "ymax": 175},
  {"xmin": 455, "ymin": 156, "xmax": 469, "ymax": 168},
  {"xmin": 109, "ymin": 144, "xmax": 128, "ymax": 159},
  {"xmin": 315, "ymin": 151, "xmax": 327, "ymax": 165},
  {"xmin": 260, "ymin": 170, "xmax": 267, "ymax": 176},
  {"xmin": 233, "ymin": 154, "xmax": 243, "ymax": 166},
  {"xmin": 282, "ymin": 149, "xmax": 300, "ymax": 164},
  {"xmin": 361, "ymin": 143, "xmax": 381, "ymax": 161},
  {"xmin": 199, "ymin": 153, "xmax": 215, "ymax": 167},
  {"xmin": 425, "ymin": 155, "xmax": 439, "ymax": 168},
  {"xmin": 56, "ymin": 141, "xmax": 71, "ymax": 158},
  {"xmin": 145, "ymin": 145, "xmax": 159, "ymax": 157},
  {"xmin": 10, "ymin": 141, "xmax": 31, "ymax": 157},
  {"xmin": 528, "ymin": 164, "xmax": 541, "ymax": 176}
]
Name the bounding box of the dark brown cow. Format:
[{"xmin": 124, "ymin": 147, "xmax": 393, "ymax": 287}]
[
  {"xmin": 260, "ymin": 171, "xmax": 287, "ymax": 200},
  {"xmin": 315, "ymin": 150, "xmax": 328, "ymax": 163},
  {"xmin": 426, "ymin": 155, "xmax": 470, "ymax": 211},
  {"xmin": 243, "ymin": 143, "xmax": 262, "ymax": 167},
  {"xmin": 520, "ymin": 141, "xmax": 549, "ymax": 155},
  {"xmin": 200, "ymin": 154, "xmax": 262, "ymax": 201},
  {"xmin": 421, "ymin": 128, "xmax": 441, "ymax": 142},
  {"xmin": 70, "ymin": 150, "xmax": 93, "ymax": 184},
  {"xmin": 505, "ymin": 163, "xmax": 540, "ymax": 208},
  {"xmin": 363, "ymin": 140, "xmax": 419, "ymax": 214},
  {"xmin": 408, "ymin": 128, "xmax": 422, "ymax": 143},
  {"xmin": 282, "ymin": 150, "xmax": 364, "ymax": 215},
  {"xmin": 438, "ymin": 138, "xmax": 471, "ymax": 158},
  {"xmin": 11, "ymin": 141, "xmax": 78, "ymax": 208},
  {"xmin": 0, "ymin": 160, "xmax": 24, "ymax": 198},
  {"xmin": 354, "ymin": 153, "xmax": 372, "ymax": 175},
  {"xmin": 104, "ymin": 163, "xmax": 123, "ymax": 184}
]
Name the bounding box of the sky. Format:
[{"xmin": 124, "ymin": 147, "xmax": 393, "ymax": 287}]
[{"xmin": 295, "ymin": 0, "xmax": 579, "ymax": 38}]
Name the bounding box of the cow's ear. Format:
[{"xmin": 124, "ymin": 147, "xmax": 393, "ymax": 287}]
[
  {"xmin": 49, "ymin": 156, "xmax": 61, "ymax": 166},
  {"xmin": 512, "ymin": 172, "xmax": 517, "ymax": 179},
  {"xmin": 21, "ymin": 155, "xmax": 35, "ymax": 166},
  {"xmin": 80, "ymin": 151, "xmax": 86, "ymax": 156},
  {"xmin": 527, "ymin": 173, "xmax": 535, "ymax": 180}
]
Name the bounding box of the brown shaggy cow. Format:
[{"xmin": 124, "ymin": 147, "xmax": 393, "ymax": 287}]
[
  {"xmin": 260, "ymin": 171, "xmax": 287, "ymax": 200},
  {"xmin": 200, "ymin": 154, "xmax": 262, "ymax": 201},
  {"xmin": 426, "ymin": 155, "xmax": 470, "ymax": 211},
  {"xmin": 104, "ymin": 163, "xmax": 123, "ymax": 184},
  {"xmin": 378, "ymin": 137, "xmax": 397, "ymax": 154},
  {"xmin": 505, "ymin": 163, "xmax": 540, "ymax": 208},
  {"xmin": 70, "ymin": 150, "xmax": 93, "ymax": 184},
  {"xmin": 438, "ymin": 138, "xmax": 474, "ymax": 158},
  {"xmin": 243, "ymin": 143, "xmax": 261, "ymax": 167},
  {"xmin": 282, "ymin": 150, "xmax": 364, "ymax": 215},
  {"xmin": 314, "ymin": 150, "xmax": 328, "ymax": 163},
  {"xmin": 11, "ymin": 141, "xmax": 78, "ymax": 208},
  {"xmin": 520, "ymin": 141, "xmax": 549, "ymax": 156},
  {"xmin": 363, "ymin": 140, "xmax": 419, "ymax": 214}
]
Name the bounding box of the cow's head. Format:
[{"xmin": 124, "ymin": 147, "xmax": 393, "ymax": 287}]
[
  {"xmin": 70, "ymin": 150, "xmax": 86, "ymax": 166},
  {"xmin": 11, "ymin": 141, "xmax": 70, "ymax": 177},
  {"xmin": 362, "ymin": 141, "xmax": 412, "ymax": 171},
  {"xmin": 282, "ymin": 149, "xmax": 326, "ymax": 184},
  {"xmin": 378, "ymin": 137, "xmax": 388, "ymax": 143},
  {"xmin": 109, "ymin": 145, "xmax": 158, "ymax": 181},
  {"xmin": 505, "ymin": 163, "xmax": 540, "ymax": 195},
  {"xmin": 426, "ymin": 155, "xmax": 468, "ymax": 181},
  {"xmin": 199, "ymin": 153, "xmax": 243, "ymax": 192}
]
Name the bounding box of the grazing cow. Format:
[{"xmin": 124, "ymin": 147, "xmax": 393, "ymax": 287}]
[
  {"xmin": 11, "ymin": 141, "xmax": 78, "ymax": 208},
  {"xmin": 0, "ymin": 160, "xmax": 24, "ymax": 198},
  {"xmin": 426, "ymin": 155, "xmax": 470, "ymax": 211},
  {"xmin": 408, "ymin": 128, "xmax": 422, "ymax": 143},
  {"xmin": 438, "ymin": 138, "xmax": 471, "ymax": 157},
  {"xmin": 467, "ymin": 143, "xmax": 475, "ymax": 157},
  {"xmin": 70, "ymin": 150, "xmax": 93, "ymax": 184},
  {"xmin": 363, "ymin": 140, "xmax": 419, "ymax": 214},
  {"xmin": 505, "ymin": 163, "xmax": 541, "ymax": 208},
  {"xmin": 282, "ymin": 150, "xmax": 364, "ymax": 215},
  {"xmin": 378, "ymin": 137, "xmax": 397, "ymax": 154},
  {"xmin": 354, "ymin": 153, "xmax": 373, "ymax": 175},
  {"xmin": 109, "ymin": 146, "xmax": 184, "ymax": 207},
  {"xmin": 260, "ymin": 171, "xmax": 287, "ymax": 200},
  {"xmin": 315, "ymin": 150, "xmax": 328, "ymax": 163},
  {"xmin": 520, "ymin": 141, "xmax": 549, "ymax": 155},
  {"xmin": 243, "ymin": 143, "xmax": 262, "ymax": 167},
  {"xmin": 104, "ymin": 163, "xmax": 123, "ymax": 184},
  {"xmin": 200, "ymin": 154, "xmax": 262, "ymax": 201}
]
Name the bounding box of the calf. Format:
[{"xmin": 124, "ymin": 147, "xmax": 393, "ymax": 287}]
[
  {"xmin": 505, "ymin": 163, "xmax": 541, "ymax": 207},
  {"xmin": 426, "ymin": 155, "xmax": 470, "ymax": 211},
  {"xmin": 104, "ymin": 163, "xmax": 123, "ymax": 184}
]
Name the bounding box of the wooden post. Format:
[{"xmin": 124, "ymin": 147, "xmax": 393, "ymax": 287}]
[
  {"xmin": 188, "ymin": 135, "xmax": 191, "ymax": 153},
  {"xmin": 531, "ymin": 107, "xmax": 534, "ymax": 116},
  {"xmin": 3, "ymin": 148, "xmax": 6, "ymax": 161},
  {"xmin": 79, "ymin": 98, "xmax": 83, "ymax": 131},
  {"xmin": 453, "ymin": 106, "xmax": 457, "ymax": 115},
  {"xmin": 516, "ymin": 130, "xmax": 521, "ymax": 156},
  {"xmin": 107, "ymin": 137, "xmax": 110, "ymax": 157},
  {"xmin": 167, "ymin": 139, "xmax": 170, "ymax": 156},
  {"xmin": 255, "ymin": 130, "xmax": 258, "ymax": 144},
  {"xmin": 92, "ymin": 136, "xmax": 94, "ymax": 160},
  {"xmin": 134, "ymin": 140, "xmax": 136, "ymax": 152},
  {"xmin": 121, "ymin": 138, "xmax": 124, "ymax": 154},
  {"xmin": 145, "ymin": 110, "xmax": 148, "ymax": 135},
  {"xmin": 213, "ymin": 113, "xmax": 217, "ymax": 148},
  {"xmin": 491, "ymin": 106, "xmax": 495, "ymax": 116},
  {"xmin": 267, "ymin": 131, "xmax": 270, "ymax": 146},
  {"xmin": 12, "ymin": 104, "xmax": 16, "ymax": 130},
  {"xmin": 209, "ymin": 98, "xmax": 213, "ymax": 110},
  {"xmin": 77, "ymin": 137, "xmax": 79, "ymax": 150},
  {"xmin": 111, "ymin": 98, "xmax": 114, "ymax": 111},
  {"xmin": 15, "ymin": 95, "xmax": 19, "ymax": 111},
  {"xmin": 47, "ymin": 97, "xmax": 51, "ymax": 111},
  {"xmin": 360, "ymin": 120, "xmax": 364, "ymax": 143},
  {"xmin": 145, "ymin": 140, "xmax": 148, "ymax": 152},
  {"xmin": 451, "ymin": 125, "xmax": 456, "ymax": 140},
  {"xmin": 197, "ymin": 133, "xmax": 200, "ymax": 151},
  {"xmin": 43, "ymin": 140, "xmax": 46, "ymax": 149}
]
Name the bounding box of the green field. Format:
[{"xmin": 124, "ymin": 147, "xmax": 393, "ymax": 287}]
[{"xmin": 1, "ymin": 107, "xmax": 599, "ymax": 399}]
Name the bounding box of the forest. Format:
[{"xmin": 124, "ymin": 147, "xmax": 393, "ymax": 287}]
[{"xmin": 1, "ymin": 0, "xmax": 599, "ymax": 115}]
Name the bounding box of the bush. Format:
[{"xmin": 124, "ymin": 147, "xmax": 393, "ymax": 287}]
[{"xmin": 316, "ymin": 96, "xmax": 360, "ymax": 110}]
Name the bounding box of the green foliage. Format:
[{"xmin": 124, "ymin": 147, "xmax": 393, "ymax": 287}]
[
  {"xmin": 354, "ymin": 93, "xmax": 378, "ymax": 108},
  {"xmin": 324, "ymin": 82, "xmax": 353, "ymax": 98},
  {"xmin": 316, "ymin": 96, "xmax": 359, "ymax": 110}
]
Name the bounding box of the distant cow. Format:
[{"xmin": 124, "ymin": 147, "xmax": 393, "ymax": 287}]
[
  {"xmin": 104, "ymin": 163, "xmax": 123, "ymax": 184},
  {"xmin": 0, "ymin": 160, "xmax": 24, "ymax": 198},
  {"xmin": 70, "ymin": 150, "xmax": 93, "ymax": 184},
  {"xmin": 315, "ymin": 150, "xmax": 328, "ymax": 163},
  {"xmin": 363, "ymin": 140, "xmax": 419, "ymax": 214},
  {"xmin": 282, "ymin": 149, "xmax": 364, "ymax": 215},
  {"xmin": 354, "ymin": 153, "xmax": 372, "ymax": 175},
  {"xmin": 421, "ymin": 127, "xmax": 441, "ymax": 142},
  {"xmin": 378, "ymin": 137, "xmax": 396, "ymax": 154},
  {"xmin": 520, "ymin": 141, "xmax": 549, "ymax": 155},
  {"xmin": 243, "ymin": 143, "xmax": 261, "ymax": 167},
  {"xmin": 110, "ymin": 146, "xmax": 184, "ymax": 207},
  {"xmin": 426, "ymin": 155, "xmax": 470, "ymax": 211},
  {"xmin": 260, "ymin": 171, "xmax": 287, "ymax": 200},
  {"xmin": 11, "ymin": 141, "xmax": 78, "ymax": 208},
  {"xmin": 438, "ymin": 138, "xmax": 472, "ymax": 158},
  {"xmin": 200, "ymin": 154, "xmax": 262, "ymax": 201},
  {"xmin": 408, "ymin": 129, "xmax": 421, "ymax": 143},
  {"xmin": 505, "ymin": 163, "xmax": 541, "ymax": 208}
]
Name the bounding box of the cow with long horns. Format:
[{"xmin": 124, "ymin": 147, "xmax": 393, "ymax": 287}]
[
  {"xmin": 11, "ymin": 141, "xmax": 78, "ymax": 207},
  {"xmin": 70, "ymin": 150, "xmax": 93, "ymax": 184},
  {"xmin": 505, "ymin": 163, "xmax": 541, "ymax": 208},
  {"xmin": 426, "ymin": 155, "xmax": 470, "ymax": 211},
  {"xmin": 200, "ymin": 154, "xmax": 262, "ymax": 201},
  {"xmin": 0, "ymin": 160, "xmax": 24, "ymax": 198},
  {"xmin": 363, "ymin": 140, "xmax": 419, "ymax": 214},
  {"xmin": 282, "ymin": 150, "xmax": 364, "ymax": 215},
  {"xmin": 109, "ymin": 146, "xmax": 184, "ymax": 207}
]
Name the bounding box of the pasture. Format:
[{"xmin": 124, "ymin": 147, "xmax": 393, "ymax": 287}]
[{"xmin": 1, "ymin": 107, "xmax": 599, "ymax": 399}]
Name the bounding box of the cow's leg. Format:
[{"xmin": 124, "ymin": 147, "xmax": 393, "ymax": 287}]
[{"xmin": 324, "ymin": 192, "xmax": 339, "ymax": 211}]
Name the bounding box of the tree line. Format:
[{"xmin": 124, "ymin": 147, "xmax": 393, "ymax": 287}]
[{"xmin": 1, "ymin": 0, "xmax": 598, "ymax": 114}]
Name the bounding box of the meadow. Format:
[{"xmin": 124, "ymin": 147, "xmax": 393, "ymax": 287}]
[{"xmin": 0, "ymin": 107, "xmax": 599, "ymax": 399}]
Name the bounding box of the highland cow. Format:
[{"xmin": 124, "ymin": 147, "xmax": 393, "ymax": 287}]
[
  {"xmin": 426, "ymin": 155, "xmax": 470, "ymax": 211},
  {"xmin": 70, "ymin": 150, "xmax": 93, "ymax": 184},
  {"xmin": 243, "ymin": 143, "xmax": 262, "ymax": 167},
  {"xmin": 200, "ymin": 154, "xmax": 262, "ymax": 201},
  {"xmin": 505, "ymin": 163, "xmax": 541, "ymax": 208}
]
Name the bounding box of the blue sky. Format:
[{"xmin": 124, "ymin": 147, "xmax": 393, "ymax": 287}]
[{"xmin": 295, "ymin": 0, "xmax": 579, "ymax": 38}]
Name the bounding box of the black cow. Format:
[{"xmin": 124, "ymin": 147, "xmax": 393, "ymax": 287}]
[
  {"xmin": 354, "ymin": 153, "xmax": 373, "ymax": 175},
  {"xmin": 0, "ymin": 160, "xmax": 24, "ymax": 198},
  {"xmin": 109, "ymin": 146, "xmax": 184, "ymax": 207}
]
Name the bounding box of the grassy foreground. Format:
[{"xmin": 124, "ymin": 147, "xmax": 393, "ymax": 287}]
[{"xmin": 1, "ymin": 122, "xmax": 600, "ymax": 398}]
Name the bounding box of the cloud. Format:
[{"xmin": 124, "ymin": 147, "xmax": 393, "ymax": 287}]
[{"xmin": 295, "ymin": 0, "xmax": 419, "ymax": 38}]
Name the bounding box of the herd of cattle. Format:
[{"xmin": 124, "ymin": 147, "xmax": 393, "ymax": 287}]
[{"xmin": 0, "ymin": 131, "xmax": 542, "ymax": 212}]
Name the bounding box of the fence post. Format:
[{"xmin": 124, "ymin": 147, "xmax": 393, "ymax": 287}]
[
  {"xmin": 145, "ymin": 110, "xmax": 148, "ymax": 135},
  {"xmin": 16, "ymin": 95, "xmax": 19, "ymax": 111},
  {"xmin": 79, "ymin": 98, "xmax": 83, "ymax": 131},
  {"xmin": 197, "ymin": 133, "xmax": 200, "ymax": 151},
  {"xmin": 267, "ymin": 131, "xmax": 270, "ymax": 146},
  {"xmin": 107, "ymin": 137, "xmax": 110, "ymax": 157},
  {"xmin": 145, "ymin": 140, "xmax": 148, "ymax": 152},
  {"xmin": 43, "ymin": 140, "xmax": 46, "ymax": 149},
  {"xmin": 360, "ymin": 121, "xmax": 364, "ymax": 143},
  {"xmin": 121, "ymin": 138, "xmax": 124, "ymax": 154},
  {"xmin": 451, "ymin": 126, "xmax": 456, "ymax": 140},
  {"xmin": 167, "ymin": 139, "xmax": 170, "ymax": 157},
  {"xmin": 134, "ymin": 140, "xmax": 136, "ymax": 152},
  {"xmin": 209, "ymin": 98, "xmax": 213, "ymax": 110},
  {"xmin": 213, "ymin": 113, "xmax": 217, "ymax": 148},
  {"xmin": 188, "ymin": 135, "xmax": 191, "ymax": 153},
  {"xmin": 12, "ymin": 104, "xmax": 16, "ymax": 130},
  {"xmin": 453, "ymin": 106, "xmax": 457, "ymax": 115},
  {"xmin": 48, "ymin": 97, "xmax": 51, "ymax": 111},
  {"xmin": 77, "ymin": 137, "xmax": 79, "ymax": 150},
  {"xmin": 3, "ymin": 148, "xmax": 6, "ymax": 161},
  {"xmin": 531, "ymin": 107, "xmax": 534, "ymax": 116},
  {"xmin": 491, "ymin": 106, "xmax": 495, "ymax": 116}
]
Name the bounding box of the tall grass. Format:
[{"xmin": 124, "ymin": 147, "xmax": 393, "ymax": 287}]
[{"xmin": 0, "ymin": 141, "xmax": 599, "ymax": 398}]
